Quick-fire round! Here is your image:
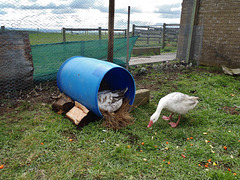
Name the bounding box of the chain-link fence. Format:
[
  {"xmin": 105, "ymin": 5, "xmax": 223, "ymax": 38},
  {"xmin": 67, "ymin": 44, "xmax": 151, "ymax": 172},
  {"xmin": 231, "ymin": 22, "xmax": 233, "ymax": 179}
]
[{"xmin": 0, "ymin": 0, "xmax": 182, "ymax": 99}]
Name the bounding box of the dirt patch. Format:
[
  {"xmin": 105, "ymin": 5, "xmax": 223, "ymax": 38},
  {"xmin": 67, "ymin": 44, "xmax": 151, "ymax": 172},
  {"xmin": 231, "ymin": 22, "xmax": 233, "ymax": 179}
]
[
  {"xmin": 222, "ymin": 106, "xmax": 240, "ymax": 115},
  {"xmin": 0, "ymin": 81, "xmax": 59, "ymax": 115},
  {"xmin": 130, "ymin": 61, "xmax": 193, "ymax": 91}
]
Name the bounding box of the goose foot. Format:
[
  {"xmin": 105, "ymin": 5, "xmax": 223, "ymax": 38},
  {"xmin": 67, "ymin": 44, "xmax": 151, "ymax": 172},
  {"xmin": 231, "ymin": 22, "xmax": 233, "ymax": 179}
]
[
  {"xmin": 162, "ymin": 113, "xmax": 174, "ymax": 121},
  {"xmin": 168, "ymin": 115, "xmax": 181, "ymax": 128},
  {"xmin": 168, "ymin": 122, "xmax": 178, "ymax": 128}
]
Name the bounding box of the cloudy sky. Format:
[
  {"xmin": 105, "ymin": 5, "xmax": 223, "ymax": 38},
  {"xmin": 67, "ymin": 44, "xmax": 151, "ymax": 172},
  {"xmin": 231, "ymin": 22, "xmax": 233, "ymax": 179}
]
[{"xmin": 0, "ymin": 0, "xmax": 182, "ymax": 31}]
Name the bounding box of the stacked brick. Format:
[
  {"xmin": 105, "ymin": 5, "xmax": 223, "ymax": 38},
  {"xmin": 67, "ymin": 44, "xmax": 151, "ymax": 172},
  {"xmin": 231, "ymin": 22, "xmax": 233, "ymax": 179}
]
[
  {"xmin": 177, "ymin": 0, "xmax": 240, "ymax": 68},
  {"xmin": 0, "ymin": 31, "xmax": 34, "ymax": 94}
]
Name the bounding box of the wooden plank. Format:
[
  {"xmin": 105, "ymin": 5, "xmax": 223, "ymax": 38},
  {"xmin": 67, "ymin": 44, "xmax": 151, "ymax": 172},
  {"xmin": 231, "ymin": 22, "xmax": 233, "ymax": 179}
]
[
  {"xmin": 66, "ymin": 101, "xmax": 89, "ymax": 125},
  {"xmin": 75, "ymin": 101, "xmax": 89, "ymax": 114},
  {"xmin": 66, "ymin": 106, "xmax": 88, "ymax": 125}
]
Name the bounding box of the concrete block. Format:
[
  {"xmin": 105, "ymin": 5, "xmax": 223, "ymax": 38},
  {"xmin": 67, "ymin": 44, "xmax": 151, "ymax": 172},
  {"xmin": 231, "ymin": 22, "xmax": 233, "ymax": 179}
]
[
  {"xmin": 133, "ymin": 89, "xmax": 150, "ymax": 107},
  {"xmin": 132, "ymin": 47, "xmax": 160, "ymax": 56}
]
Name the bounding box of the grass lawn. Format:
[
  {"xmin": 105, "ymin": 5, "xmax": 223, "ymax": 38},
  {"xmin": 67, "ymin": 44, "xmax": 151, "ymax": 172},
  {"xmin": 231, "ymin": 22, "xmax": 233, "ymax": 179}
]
[
  {"xmin": 0, "ymin": 62, "xmax": 239, "ymax": 179},
  {"xmin": 29, "ymin": 32, "xmax": 123, "ymax": 45}
]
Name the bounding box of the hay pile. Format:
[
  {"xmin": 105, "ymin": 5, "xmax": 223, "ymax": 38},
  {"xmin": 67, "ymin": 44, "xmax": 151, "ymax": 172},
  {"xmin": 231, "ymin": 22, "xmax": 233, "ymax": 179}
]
[{"xmin": 100, "ymin": 99, "xmax": 134, "ymax": 130}]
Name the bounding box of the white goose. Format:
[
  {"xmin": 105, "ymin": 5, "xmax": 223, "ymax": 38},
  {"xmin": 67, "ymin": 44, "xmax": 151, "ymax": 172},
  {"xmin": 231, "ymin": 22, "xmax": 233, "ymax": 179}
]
[{"xmin": 147, "ymin": 92, "xmax": 199, "ymax": 128}]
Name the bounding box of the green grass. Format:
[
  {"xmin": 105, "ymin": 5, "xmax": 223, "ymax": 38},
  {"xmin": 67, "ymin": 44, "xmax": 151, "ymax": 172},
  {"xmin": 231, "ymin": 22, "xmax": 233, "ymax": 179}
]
[
  {"xmin": 29, "ymin": 32, "xmax": 124, "ymax": 45},
  {"xmin": 0, "ymin": 65, "xmax": 239, "ymax": 179}
]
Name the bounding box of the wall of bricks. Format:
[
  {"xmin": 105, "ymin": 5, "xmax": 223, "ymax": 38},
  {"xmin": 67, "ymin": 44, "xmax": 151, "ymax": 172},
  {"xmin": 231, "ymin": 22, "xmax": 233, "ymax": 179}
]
[
  {"xmin": 0, "ymin": 31, "xmax": 34, "ymax": 93},
  {"xmin": 177, "ymin": 0, "xmax": 240, "ymax": 68}
]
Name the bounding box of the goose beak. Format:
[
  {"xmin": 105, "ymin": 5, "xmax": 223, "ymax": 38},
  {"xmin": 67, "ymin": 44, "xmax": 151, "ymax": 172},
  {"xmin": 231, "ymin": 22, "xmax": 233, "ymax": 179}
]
[{"xmin": 147, "ymin": 120, "xmax": 153, "ymax": 128}]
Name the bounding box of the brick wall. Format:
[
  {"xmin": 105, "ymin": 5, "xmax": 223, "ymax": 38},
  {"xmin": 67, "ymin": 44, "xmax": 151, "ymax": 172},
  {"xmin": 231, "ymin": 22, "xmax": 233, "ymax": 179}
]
[
  {"xmin": 177, "ymin": 0, "xmax": 240, "ymax": 68},
  {"xmin": 0, "ymin": 31, "xmax": 34, "ymax": 93}
]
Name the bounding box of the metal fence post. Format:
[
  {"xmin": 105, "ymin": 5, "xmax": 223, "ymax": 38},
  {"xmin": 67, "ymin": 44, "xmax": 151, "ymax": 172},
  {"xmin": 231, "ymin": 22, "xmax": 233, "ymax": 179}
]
[{"xmin": 126, "ymin": 6, "xmax": 130, "ymax": 70}]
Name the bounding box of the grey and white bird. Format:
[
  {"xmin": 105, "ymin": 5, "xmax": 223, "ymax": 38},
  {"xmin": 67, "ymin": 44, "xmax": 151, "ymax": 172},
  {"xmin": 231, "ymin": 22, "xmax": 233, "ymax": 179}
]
[{"xmin": 98, "ymin": 87, "xmax": 128, "ymax": 112}]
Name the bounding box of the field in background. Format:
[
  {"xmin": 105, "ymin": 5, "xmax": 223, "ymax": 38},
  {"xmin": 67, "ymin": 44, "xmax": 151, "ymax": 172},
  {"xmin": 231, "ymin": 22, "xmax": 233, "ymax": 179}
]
[
  {"xmin": 29, "ymin": 32, "xmax": 124, "ymax": 45},
  {"xmin": 29, "ymin": 31, "xmax": 177, "ymax": 54}
]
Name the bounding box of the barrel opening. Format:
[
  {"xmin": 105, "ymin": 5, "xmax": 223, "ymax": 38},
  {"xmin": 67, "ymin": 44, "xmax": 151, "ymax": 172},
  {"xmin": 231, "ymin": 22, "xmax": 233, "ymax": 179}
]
[{"xmin": 98, "ymin": 67, "xmax": 135, "ymax": 106}]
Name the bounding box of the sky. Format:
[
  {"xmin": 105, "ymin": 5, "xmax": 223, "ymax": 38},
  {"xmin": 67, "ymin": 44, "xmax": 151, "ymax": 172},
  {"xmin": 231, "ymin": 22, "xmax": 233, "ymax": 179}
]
[{"xmin": 0, "ymin": 0, "xmax": 182, "ymax": 31}]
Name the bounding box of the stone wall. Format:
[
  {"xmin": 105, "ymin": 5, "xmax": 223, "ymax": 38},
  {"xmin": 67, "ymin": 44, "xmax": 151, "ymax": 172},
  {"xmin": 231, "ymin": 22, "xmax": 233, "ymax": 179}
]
[
  {"xmin": 177, "ymin": 0, "xmax": 240, "ymax": 68},
  {"xmin": 0, "ymin": 31, "xmax": 33, "ymax": 93}
]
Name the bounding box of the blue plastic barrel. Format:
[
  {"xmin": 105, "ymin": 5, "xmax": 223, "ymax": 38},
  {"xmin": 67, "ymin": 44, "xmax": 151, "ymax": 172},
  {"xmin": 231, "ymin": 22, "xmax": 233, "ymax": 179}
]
[{"xmin": 57, "ymin": 56, "xmax": 135, "ymax": 117}]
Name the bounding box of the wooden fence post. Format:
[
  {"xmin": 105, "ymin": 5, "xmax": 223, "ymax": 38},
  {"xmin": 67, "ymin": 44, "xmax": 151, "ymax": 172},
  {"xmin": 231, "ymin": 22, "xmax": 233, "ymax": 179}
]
[
  {"xmin": 1, "ymin": 26, "xmax": 5, "ymax": 32},
  {"xmin": 107, "ymin": 0, "xmax": 115, "ymax": 62},
  {"xmin": 132, "ymin": 24, "xmax": 135, "ymax": 36},
  {"xmin": 159, "ymin": 27, "xmax": 161, "ymax": 44},
  {"xmin": 62, "ymin": 28, "xmax": 66, "ymax": 42},
  {"xmin": 98, "ymin": 27, "xmax": 102, "ymax": 40},
  {"xmin": 147, "ymin": 26, "xmax": 150, "ymax": 45},
  {"xmin": 162, "ymin": 23, "xmax": 166, "ymax": 49}
]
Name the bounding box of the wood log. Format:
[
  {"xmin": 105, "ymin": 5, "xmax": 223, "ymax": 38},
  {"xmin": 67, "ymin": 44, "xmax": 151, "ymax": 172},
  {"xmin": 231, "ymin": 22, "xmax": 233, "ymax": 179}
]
[
  {"xmin": 66, "ymin": 101, "xmax": 89, "ymax": 125},
  {"xmin": 52, "ymin": 93, "xmax": 74, "ymax": 114}
]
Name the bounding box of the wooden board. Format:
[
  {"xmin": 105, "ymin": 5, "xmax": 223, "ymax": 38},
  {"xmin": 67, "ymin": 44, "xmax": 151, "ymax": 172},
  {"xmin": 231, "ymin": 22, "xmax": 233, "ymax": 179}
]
[{"xmin": 66, "ymin": 101, "xmax": 89, "ymax": 125}]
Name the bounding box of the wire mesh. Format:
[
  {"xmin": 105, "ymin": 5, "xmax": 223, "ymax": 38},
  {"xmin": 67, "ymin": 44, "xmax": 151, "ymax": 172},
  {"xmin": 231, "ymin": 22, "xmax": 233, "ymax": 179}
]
[{"xmin": 0, "ymin": 0, "xmax": 181, "ymax": 98}]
